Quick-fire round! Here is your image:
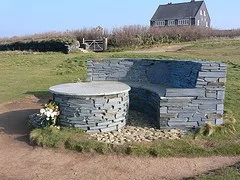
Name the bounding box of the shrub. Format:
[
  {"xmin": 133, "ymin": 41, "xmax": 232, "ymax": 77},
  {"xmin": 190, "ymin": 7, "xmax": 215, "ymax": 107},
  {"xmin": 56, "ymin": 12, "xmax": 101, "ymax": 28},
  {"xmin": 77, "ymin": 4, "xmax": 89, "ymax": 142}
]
[{"xmin": 1, "ymin": 25, "xmax": 240, "ymax": 51}]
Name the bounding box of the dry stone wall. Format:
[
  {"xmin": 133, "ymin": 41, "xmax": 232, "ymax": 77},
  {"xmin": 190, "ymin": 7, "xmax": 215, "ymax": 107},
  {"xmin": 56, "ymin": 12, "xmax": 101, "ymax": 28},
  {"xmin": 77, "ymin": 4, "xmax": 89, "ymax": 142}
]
[
  {"xmin": 86, "ymin": 58, "xmax": 227, "ymax": 130},
  {"xmin": 53, "ymin": 92, "xmax": 129, "ymax": 133}
]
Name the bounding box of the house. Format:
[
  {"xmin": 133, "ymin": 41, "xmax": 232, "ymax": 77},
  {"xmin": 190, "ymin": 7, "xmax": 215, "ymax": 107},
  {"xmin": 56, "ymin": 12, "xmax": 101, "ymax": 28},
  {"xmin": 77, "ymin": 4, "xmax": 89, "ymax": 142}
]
[{"xmin": 150, "ymin": 0, "xmax": 210, "ymax": 28}]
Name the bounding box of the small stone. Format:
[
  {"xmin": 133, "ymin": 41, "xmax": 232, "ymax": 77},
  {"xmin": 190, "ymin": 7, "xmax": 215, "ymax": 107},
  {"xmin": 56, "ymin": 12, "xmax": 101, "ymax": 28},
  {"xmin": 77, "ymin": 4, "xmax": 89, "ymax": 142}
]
[
  {"xmin": 91, "ymin": 110, "xmax": 184, "ymax": 144},
  {"xmin": 169, "ymin": 129, "xmax": 180, "ymax": 134}
]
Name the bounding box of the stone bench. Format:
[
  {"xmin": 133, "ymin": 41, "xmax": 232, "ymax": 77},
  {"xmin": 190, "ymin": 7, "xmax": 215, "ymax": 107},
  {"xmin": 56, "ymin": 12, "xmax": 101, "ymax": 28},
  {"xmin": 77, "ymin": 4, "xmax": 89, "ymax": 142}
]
[{"xmin": 86, "ymin": 58, "xmax": 227, "ymax": 130}]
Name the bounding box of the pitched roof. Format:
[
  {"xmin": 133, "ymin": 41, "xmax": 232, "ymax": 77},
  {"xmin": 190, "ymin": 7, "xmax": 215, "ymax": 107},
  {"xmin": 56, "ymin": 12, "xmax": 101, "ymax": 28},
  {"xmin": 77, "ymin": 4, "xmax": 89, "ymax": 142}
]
[{"xmin": 151, "ymin": 1, "xmax": 204, "ymax": 21}]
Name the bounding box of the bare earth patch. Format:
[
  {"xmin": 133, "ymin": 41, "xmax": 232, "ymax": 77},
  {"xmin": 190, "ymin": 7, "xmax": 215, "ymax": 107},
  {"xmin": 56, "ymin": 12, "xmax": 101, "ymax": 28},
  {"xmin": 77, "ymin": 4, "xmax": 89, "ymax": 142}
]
[{"xmin": 0, "ymin": 96, "xmax": 239, "ymax": 180}]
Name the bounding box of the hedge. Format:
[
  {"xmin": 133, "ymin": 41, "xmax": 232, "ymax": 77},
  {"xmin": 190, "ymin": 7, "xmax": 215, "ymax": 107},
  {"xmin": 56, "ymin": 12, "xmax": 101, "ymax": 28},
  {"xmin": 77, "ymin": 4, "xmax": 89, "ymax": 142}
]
[{"xmin": 0, "ymin": 37, "xmax": 79, "ymax": 54}]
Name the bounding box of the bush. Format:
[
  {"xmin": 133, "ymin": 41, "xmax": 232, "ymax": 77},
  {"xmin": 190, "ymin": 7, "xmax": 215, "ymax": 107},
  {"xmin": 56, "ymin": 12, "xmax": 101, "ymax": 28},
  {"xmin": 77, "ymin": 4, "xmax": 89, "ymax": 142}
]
[{"xmin": 1, "ymin": 25, "xmax": 240, "ymax": 51}]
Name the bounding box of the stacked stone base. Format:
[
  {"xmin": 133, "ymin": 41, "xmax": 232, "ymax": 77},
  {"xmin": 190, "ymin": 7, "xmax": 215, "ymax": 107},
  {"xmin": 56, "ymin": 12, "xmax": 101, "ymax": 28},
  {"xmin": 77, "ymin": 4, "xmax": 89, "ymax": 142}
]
[{"xmin": 53, "ymin": 92, "xmax": 129, "ymax": 133}]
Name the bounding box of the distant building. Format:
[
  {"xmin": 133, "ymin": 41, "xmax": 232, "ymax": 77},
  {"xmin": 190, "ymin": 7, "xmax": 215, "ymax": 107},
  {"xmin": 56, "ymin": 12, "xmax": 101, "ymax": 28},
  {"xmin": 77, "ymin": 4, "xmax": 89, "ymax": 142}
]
[{"xmin": 150, "ymin": 0, "xmax": 210, "ymax": 28}]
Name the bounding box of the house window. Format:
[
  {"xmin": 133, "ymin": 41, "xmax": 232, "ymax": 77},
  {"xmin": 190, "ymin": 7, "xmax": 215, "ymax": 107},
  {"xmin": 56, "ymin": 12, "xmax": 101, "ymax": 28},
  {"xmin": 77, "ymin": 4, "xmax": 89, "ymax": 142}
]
[
  {"xmin": 204, "ymin": 11, "xmax": 206, "ymax": 16},
  {"xmin": 178, "ymin": 19, "xmax": 189, "ymax": 25},
  {"xmin": 156, "ymin": 21, "xmax": 165, "ymax": 26},
  {"xmin": 197, "ymin": 20, "xmax": 200, "ymax": 26},
  {"xmin": 206, "ymin": 21, "xmax": 208, "ymax": 27},
  {"xmin": 200, "ymin": 10, "xmax": 203, "ymax": 15},
  {"xmin": 168, "ymin": 20, "xmax": 175, "ymax": 26}
]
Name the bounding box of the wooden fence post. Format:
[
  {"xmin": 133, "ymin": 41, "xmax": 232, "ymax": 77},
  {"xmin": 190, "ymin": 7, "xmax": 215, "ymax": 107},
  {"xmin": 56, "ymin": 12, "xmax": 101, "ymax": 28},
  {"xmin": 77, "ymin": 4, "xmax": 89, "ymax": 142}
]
[{"xmin": 103, "ymin": 38, "xmax": 108, "ymax": 51}]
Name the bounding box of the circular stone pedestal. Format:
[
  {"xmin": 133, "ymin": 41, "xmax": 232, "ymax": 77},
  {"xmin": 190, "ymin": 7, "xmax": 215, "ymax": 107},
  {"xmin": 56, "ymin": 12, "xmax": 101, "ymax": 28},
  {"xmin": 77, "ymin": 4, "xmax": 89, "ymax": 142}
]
[{"xmin": 49, "ymin": 81, "xmax": 131, "ymax": 133}]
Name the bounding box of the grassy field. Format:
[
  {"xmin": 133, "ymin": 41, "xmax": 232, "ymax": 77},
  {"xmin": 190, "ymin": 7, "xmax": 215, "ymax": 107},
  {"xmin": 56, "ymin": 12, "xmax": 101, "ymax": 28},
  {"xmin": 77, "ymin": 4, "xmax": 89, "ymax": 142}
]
[
  {"xmin": 187, "ymin": 161, "xmax": 240, "ymax": 179},
  {"xmin": 1, "ymin": 39, "xmax": 240, "ymax": 158}
]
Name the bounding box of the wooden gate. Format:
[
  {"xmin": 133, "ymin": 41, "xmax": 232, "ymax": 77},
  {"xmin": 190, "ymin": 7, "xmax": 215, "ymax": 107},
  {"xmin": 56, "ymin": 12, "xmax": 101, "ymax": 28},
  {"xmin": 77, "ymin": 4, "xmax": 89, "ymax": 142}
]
[{"xmin": 82, "ymin": 38, "xmax": 107, "ymax": 52}]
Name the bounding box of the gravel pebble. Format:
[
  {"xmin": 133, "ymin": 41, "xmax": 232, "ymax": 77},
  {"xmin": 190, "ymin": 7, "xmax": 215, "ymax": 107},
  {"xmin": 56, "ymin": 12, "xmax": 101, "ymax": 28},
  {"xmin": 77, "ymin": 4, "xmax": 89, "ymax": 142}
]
[{"xmin": 91, "ymin": 111, "xmax": 185, "ymax": 144}]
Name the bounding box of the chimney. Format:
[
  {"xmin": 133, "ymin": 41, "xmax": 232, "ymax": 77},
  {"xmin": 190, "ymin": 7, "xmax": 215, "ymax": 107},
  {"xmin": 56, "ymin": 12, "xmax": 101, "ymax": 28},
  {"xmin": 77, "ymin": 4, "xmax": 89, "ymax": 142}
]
[{"xmin": 191, "ymin": 0, "xmax": 195, "ymax": 2}]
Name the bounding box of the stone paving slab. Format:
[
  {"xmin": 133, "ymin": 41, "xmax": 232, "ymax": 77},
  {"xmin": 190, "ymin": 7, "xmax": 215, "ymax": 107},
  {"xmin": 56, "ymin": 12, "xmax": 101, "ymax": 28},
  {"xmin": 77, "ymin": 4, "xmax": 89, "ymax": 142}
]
[{"xmin": 49, "ymin": 81, "xmax": 131, "ymax": 96}]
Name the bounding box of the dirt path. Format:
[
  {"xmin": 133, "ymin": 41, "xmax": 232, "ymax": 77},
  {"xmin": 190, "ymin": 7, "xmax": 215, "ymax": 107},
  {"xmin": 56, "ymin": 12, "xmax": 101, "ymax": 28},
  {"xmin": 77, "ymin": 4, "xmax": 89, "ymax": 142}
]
[
  {"xmin": 0, "ymin": 96, "xmax": 239, "ymax": 180},
  {"xmin": 125, "ymin": 44, "xmax": 191, "ymax": 53}
]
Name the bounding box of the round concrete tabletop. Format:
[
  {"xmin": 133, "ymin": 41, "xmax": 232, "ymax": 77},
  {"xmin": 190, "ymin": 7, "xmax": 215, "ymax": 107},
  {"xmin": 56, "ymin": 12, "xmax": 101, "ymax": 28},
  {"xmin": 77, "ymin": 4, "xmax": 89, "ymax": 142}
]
[{"xmin": 49, "ymin": 81, "xmax": 131, "ymax": 96}]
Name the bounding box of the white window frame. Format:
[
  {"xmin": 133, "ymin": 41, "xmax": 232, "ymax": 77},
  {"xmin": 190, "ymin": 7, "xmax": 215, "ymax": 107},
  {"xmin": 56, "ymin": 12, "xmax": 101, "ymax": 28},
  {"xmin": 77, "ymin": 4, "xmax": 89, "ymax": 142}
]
[
  {"xmin": 156, "ymin": 21, "xmax": 165, "ymax": 26},
  {"xmin": 206, "ymin": 21, "xmax": 208, "ymax": 27},
  {"xmin": 204, "ymin": 11, "xmax": 206, "ymax": 16},
  {"xmin": 178, "ymin": 19, "xmax": 189, "ymax": 25},
  {"xmin": 197, "ymin": 20, "xmax": 200, "ymax": 26},
  {"xmin": 168, "ymin": 20, "xmax": 175, "ymax": 26},
  {"xmin": 200, "ymin": 10, "xmax": 203, "ymax": 15}
]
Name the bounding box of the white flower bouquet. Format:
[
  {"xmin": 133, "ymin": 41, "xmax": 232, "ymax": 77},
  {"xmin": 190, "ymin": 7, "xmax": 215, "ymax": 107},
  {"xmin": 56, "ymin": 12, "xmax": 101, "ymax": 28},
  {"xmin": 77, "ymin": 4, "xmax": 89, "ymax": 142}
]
[{"xmin": 37, "ymin": 99, "xmax": 60, "ymax": 127}]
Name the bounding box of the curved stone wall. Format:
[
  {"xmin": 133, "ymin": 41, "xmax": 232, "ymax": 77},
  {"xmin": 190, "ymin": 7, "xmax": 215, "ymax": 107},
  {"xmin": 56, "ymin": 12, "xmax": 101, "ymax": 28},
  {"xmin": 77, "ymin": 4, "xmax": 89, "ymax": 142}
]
[
  {"xmin": 87, "ymin": 59, "xmax": 201, "ymax": 88},
  {"xmin": 53, "ymin": 93, "xmax": 129, "ymax": 133},
  {"xmin": 86, "ymin": 58, "xmax": 227, "ymax": 130}
]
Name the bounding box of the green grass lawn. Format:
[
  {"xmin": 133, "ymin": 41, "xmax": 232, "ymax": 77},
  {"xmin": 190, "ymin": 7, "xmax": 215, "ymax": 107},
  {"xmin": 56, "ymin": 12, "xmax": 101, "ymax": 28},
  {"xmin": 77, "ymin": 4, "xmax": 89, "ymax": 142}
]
[
  {"xmin": 186, "ymin": 161, "xmax": 240, "ymax": 180},
  {"xmin": 1, "ymin": 39, "xmax": 240, "ymax": 158}
]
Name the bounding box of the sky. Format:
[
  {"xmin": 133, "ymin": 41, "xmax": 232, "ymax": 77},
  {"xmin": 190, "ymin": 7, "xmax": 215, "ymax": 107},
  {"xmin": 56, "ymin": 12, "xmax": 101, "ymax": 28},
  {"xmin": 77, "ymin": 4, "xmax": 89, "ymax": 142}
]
[{"xmin": 0, "ymin": 0, "xmax": 239, "ymax": 38}]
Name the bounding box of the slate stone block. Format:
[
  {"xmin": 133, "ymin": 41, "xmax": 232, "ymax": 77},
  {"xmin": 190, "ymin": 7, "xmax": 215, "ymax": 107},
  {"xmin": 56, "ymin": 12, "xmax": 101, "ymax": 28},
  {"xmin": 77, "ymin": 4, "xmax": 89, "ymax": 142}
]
[
  {"xmin": 218, "ymin": 78, "xmax": 226, "ymax": 83},
  {"xmin": 112, "ymin": 117, "xmax": 125, "ymax": 122},
  {"xmin": 193, "ymin": 112, "xmax": 206, "ymax": 118},
  {"xmin": 198, "ymin": 72, "xmax": 226, "ymax": 78},
  {"xmin": 107, "ymin": 98, "xmax": 122, "ymax": 103},
  {"xmin": 100, "ymin": 126, "xmax": 118, "ymax": 133},
  {"xmin": 89, "ymin": 125, "xmax": 108, "ymax": 130},
  {"xmin": 87, "ymin": 116, "xmax": 103, "ymax": 121},
  {"xmin": 92, "ymin": 77, "xmax": 106, "ymax": 81},
  {"xmin": 160, "ymin": 102, "xmax": 189, "ymax": 107},
  {"xmin": 169, "ymin": 118, "xmax": 188, "ymax": 121},
  {"xmin": 94, "ymin": 98, "xmax": 107, "ymax": 104},
  {"xmin": 160, "ymin": 107, "xmax": 167, "ymax": 113},
  {"xmin": 207, "ymin": 82, "xmax": 225, "ymax": 86},
  {"xmin": 178, "ymin": 113, "xmax": 194, "ymax": 118},
  {"xmin": 205, "ymin": 87, "xmax": 225, "ymax": 91},
  {"xmin": 87, "ymin": 129, "xmax": 101, "ymax": 133},
  {"xmin": 196, "ymin": 81, "xmax": 208, "ymax": 85},
  {"xmin": 168, "ymin": 121, "xmax": 198, "ymax": 127},
  {"xmin": 59, "ymin": 120, "xmax": 73, "ymax": 127},
  {"xmin": 68, "ymin": 99, "xmax": 93, "ymax": 105},
  {"xmin": 217, "ymin": 91, "xmax": 225, "ymax": 100},
  {"xmin": 192, "ymin": 99, "xmax": 222, "ymax": 105},
  {"xmin": 215, "ymin": 118, "xmax": 224, "ymax": 125},
  {"xmin": 90, "ymin": 109, "xmax": 106, "ymax": 114},
  {"xmin": 219, "ymin": 63, "xmax": 227, "ymax": 67},
  {"xmin": 166, "ymin": 88, "xmax": 205, "ymax": 97},
  {"xmin": 160, "ymin": 113, "xmax": 178, "ymax": 118},
  {"xmin": 198, "ymin": 109, "xmax": 217, "ymax": 114},
  {"xmin": 107, "ymin": 121, "xmax": 125, "ymax": 128},
  {"xmin": 73, "ymin": 124, "xmax": 92, "ymax": 128},
  {"xmin": 188, "ymin": 117, "xmax": 201, "ymax": 122},
  {"xmin": 217, "ymin": 104, "xmax": 224, "ymax": 111},
  {"xmin": 119, "ymin": 61, "xmax": 134, "ymax": 66},
  {"xmin": 199, "ymin": 104, "xmax": 217, "ymax": 110},
  {"xmin": 206, "ymin": 92, "xmax": 216, "ymax": 98},
  {"xmin": 97, "ymin": 121, "xmax": 113, "ymax": 126},
  {"xmin": 67, "ymin": 116, "xmax": 85, "ymax": 121},
  {"xmin": 79, "ymin": 112, "xmax": 93, "ymax": 117},
  {"xmin": 115, "ymin": 112, "xmax": 126, "ymax": 119}
]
